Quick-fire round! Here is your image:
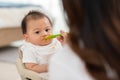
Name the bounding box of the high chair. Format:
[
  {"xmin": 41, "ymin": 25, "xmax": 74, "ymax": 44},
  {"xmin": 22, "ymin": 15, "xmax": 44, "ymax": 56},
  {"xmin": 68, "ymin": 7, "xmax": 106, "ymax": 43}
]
[{"xmin": 16, "ymin": 49, "xmax": 47, "ymax": 80}]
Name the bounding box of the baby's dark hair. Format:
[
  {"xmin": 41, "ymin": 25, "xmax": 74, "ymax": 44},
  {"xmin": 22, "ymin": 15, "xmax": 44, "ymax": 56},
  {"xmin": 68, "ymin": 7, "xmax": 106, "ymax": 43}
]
[{"xmin": 21, "ymin": 10, "xmax": 52, "ymax": 34}]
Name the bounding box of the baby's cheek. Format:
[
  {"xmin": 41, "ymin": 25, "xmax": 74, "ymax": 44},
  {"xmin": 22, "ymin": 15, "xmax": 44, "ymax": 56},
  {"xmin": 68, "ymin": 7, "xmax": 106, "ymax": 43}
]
[{"xmin": 34, "ymin": 39, "xmax": 41, "ymax": 44}]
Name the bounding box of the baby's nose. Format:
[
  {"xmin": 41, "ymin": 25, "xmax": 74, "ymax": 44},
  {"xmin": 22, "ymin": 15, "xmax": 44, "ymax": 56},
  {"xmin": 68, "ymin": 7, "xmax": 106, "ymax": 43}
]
[{"xmin": 42, "ymin": 31, "xmax": 48, "ymax": 36}]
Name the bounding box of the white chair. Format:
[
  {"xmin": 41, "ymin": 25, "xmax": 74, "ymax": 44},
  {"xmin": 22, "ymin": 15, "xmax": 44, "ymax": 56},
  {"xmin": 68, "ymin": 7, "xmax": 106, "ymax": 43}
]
[{"xmin": 16, "ymin": 49, "xmax": 47, "ymax": 80}]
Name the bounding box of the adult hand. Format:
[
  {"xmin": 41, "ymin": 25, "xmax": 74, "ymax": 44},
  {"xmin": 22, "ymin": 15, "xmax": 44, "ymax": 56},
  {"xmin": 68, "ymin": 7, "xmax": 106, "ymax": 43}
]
[{"xmin": 57, "ymin": 30, "xmax": 68, "ymax": 46}]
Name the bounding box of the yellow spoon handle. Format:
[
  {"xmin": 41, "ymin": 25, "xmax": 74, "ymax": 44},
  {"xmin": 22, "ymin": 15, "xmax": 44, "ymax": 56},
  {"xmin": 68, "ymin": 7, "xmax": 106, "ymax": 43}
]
[{"xmin": 45, "ymin": 34, "xmax": 62, "ymax": 39}]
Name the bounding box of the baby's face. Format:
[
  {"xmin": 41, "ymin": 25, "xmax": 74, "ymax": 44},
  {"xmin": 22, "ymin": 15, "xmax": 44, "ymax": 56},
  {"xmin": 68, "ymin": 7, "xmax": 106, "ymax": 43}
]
[{"xmin": 24, "ymin": 17, "xmax": 52, "ymax": 46}]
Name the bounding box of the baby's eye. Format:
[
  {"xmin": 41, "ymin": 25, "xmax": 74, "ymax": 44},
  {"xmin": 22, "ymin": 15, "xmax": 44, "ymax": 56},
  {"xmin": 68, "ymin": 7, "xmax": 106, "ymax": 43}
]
[
  {"xmin": 35, "ymin": 31, "xmax": 40, "ymax": 34},
  {"xmin": 45, "ymin": 29, "xmax": 50, "ymax": 32}
]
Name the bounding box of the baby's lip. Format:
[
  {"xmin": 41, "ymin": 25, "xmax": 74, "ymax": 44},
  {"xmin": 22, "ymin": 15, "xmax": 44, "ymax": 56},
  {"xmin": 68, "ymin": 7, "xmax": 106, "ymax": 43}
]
[
  {"xmin": 45, "ymin": 35, "xmax": 48, "ymax": 38},
  {"xmin": 44, "ymin": 35, "xmax": 51, "ymax": 40}
]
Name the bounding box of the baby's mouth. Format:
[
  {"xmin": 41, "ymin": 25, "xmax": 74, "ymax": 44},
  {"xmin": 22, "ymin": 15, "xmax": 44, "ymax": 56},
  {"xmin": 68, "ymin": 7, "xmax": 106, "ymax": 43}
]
[{"xmin": 44, "ymin": 35, "xmax": 51, "ymax": 40}]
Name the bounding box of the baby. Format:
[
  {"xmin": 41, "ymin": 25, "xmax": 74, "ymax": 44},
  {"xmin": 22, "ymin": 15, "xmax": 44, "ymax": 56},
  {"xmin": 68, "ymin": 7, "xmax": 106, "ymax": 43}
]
[{"xmin": 20, "ymin": 10, "xmax": 65, "ymax": 79}]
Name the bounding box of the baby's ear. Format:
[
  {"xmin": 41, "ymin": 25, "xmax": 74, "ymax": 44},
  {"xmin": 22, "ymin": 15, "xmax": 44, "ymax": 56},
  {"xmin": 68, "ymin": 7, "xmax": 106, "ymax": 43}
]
[{"xmin": 23, "ymin": 34, "xmax": 29, "ymax": 42}]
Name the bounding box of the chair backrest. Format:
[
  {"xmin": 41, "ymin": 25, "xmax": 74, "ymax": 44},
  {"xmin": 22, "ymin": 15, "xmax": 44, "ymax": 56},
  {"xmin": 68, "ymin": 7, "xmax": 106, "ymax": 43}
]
[{"xmin": 16, "ymin": 49, "xmax": 47, "ymax": 80}]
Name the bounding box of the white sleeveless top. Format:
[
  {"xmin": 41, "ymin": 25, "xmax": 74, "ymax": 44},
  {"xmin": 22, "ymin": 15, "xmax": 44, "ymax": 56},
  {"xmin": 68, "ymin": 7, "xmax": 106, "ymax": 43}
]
[{"xmin": 20, "ymin": 38, "xmax": 62, "ymax": 65}]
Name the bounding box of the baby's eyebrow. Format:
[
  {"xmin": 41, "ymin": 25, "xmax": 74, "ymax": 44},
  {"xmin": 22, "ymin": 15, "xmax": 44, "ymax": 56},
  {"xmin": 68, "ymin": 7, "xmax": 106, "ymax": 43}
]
[
  {"xmin": 33, "ymin": 28, "xmax": 41, "ymax": 31},
  {"xmin": 45, "ymin": 26, "xmax": 52, "ymax": 29}
]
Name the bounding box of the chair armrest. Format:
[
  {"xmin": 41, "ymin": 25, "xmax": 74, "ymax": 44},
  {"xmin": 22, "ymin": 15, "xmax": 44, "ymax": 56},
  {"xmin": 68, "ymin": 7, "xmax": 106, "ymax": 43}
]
[
  {"xmin": 24, "ymin": 69, "xmax": 47, "ymax": 80},
  {"xmin": 16, "ymin": 58, "xmax": 47, "ymax": 80},
  {"xmin": 16, "ymin": 49, "xmax": 48, "ymax": 80}
]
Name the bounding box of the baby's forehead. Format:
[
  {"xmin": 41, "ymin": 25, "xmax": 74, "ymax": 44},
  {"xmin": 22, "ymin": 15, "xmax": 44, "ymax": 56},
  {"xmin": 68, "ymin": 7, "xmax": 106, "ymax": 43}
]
[
  {"xmin": 26, "ymin": 16, "xmax": 46, "ymax": 22},
  {"xmin": 27, "ymin": 20, "xmax": 52, "ymax": 30},
  {"xmin": 27, "ymin": 17, "xmax": 52, "ymax": 25}
]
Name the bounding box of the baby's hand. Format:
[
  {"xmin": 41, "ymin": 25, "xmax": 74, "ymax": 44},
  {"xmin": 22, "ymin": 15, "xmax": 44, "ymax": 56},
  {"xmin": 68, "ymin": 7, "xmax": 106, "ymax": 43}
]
[{"xmin": 57, "ymin": 30, "xmax": 68, "ymax": 46}]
